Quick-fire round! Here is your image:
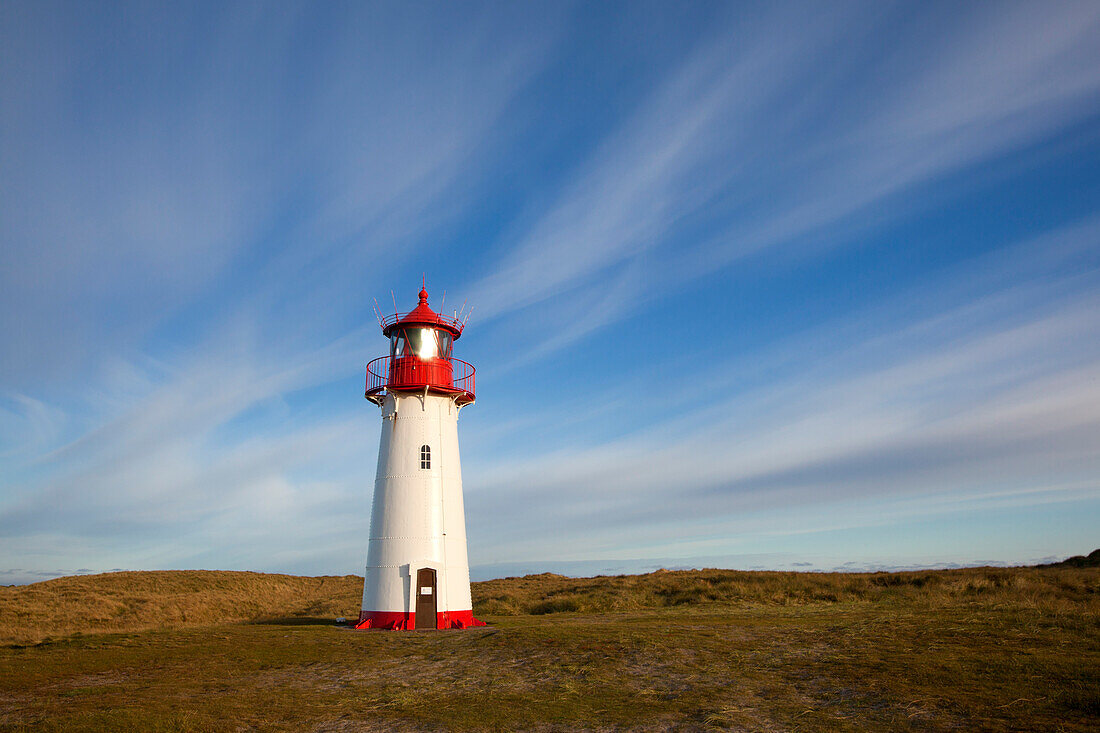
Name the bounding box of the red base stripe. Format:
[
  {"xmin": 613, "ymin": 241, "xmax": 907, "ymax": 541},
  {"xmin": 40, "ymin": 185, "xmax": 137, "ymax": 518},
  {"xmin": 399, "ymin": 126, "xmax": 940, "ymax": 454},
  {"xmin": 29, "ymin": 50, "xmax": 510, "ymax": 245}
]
[{"xmin": 354, "ymin": 609, "xmax": 485, "ymax": 631}]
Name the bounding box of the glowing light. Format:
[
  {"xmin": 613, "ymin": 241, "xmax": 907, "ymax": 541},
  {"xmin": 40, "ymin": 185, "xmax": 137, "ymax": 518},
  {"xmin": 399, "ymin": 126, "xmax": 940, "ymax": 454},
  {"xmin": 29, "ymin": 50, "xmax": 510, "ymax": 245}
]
[{"xmin": 415, "ymin": 328, "xmax": 437, "ymax": 359}]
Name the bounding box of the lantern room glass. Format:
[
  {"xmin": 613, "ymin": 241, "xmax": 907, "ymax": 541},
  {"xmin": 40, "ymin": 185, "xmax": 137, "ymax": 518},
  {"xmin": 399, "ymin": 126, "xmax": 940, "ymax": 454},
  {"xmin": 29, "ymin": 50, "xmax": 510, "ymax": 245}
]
[{"xmin": 392, "ymin": 328, "xmax": 452, "ymax": 360}]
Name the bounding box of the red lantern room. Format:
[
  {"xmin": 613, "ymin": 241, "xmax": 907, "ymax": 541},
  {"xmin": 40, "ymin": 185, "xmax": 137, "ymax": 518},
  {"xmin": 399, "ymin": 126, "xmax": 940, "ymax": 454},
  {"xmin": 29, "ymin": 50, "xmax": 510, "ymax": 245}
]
[{"xmin": 365, "ymin": 288, "xmax": 475, "ymax": 406}]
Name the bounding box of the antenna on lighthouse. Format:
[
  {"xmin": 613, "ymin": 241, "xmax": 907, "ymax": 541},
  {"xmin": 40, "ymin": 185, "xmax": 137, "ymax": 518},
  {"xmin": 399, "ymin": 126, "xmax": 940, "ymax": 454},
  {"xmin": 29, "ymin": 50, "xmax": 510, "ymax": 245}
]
[
  {"xmin": 372, "ymin": 298, "xmax": 385, "ymax": 329},
  {"xmin": 391, "ymin": 290, "xmax": 399, "ymax": 318}
]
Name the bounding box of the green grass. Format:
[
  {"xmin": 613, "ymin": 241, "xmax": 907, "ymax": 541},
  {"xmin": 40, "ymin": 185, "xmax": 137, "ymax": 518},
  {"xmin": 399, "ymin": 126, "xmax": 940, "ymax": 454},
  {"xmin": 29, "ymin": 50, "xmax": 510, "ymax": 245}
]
[{"xmin": 1, "ymin": 566, "xmax": 1097, "ymax": 731}]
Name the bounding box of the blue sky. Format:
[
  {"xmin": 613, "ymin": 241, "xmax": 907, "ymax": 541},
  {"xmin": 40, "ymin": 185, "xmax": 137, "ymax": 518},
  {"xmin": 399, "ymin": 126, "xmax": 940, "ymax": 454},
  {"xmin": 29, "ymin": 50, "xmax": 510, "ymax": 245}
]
[{"xmin": 2, "ymin": 1, "xmax": 1099, "ymax": 584}]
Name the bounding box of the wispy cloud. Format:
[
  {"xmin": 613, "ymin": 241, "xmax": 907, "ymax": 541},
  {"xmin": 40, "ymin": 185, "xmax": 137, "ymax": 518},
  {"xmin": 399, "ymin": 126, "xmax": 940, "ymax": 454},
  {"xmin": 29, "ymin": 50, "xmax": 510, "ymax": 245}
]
[
  {"xmin": 2, "ymin": 3, "xmax": 1098, "ymax": 582},
  {"xmin": 0, "ymin": 2, "xmax": 563, "ymax": 575},
  {"xmin": 468, "ymin": 2, "xmax": 1100, "ymax": 355},
  {"xmin": 0, "ymin": 2, "xmax": 560, "ymax": 388},
  {"xmin": 463, "ymin": 223, "xmax": 1100, "ymax": 561}
]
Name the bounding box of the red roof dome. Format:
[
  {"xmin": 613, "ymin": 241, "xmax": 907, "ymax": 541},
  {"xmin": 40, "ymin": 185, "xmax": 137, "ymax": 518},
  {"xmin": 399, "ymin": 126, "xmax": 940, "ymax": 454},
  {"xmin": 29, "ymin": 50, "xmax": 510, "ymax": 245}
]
[{"xmin": 381, "ymin": 288, "xmax": 464, "ymax": 339}]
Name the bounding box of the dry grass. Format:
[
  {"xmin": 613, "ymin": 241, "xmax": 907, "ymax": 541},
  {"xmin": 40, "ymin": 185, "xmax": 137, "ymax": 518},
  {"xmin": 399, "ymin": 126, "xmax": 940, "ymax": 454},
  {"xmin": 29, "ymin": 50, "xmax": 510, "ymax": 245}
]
[
  {"xmin": 1, "ymin": 565, "xmax": 1097, "ymax": 731},
  {"xmin": 0, "ymin": 571, "xmax": 361, "ymax": 645},
  {"xmin": 473, "ymin": 565, "xmax": 1098, "ymax": 617},
  {"xmin": 2, "ymin": 565, "xmax": 1096, "ymax": 646}
]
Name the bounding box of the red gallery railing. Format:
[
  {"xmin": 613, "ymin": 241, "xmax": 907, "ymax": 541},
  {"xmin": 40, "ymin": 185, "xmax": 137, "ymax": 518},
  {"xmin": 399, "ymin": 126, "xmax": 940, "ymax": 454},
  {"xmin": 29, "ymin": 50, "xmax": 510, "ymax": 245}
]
[
  {"xmin": 365, "ymin": 356, "xmax": 475, "ymax": 404},
  {"xmin": 379, "ymin": 311, "xmax": 465, "ymax": 335}
]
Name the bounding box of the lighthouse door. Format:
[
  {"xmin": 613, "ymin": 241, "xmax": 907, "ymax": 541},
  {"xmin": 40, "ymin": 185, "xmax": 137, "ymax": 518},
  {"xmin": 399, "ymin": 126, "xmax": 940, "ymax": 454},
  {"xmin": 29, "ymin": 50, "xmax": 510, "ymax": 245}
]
[{"xmin": 414, "ymin": 568, "xmax": 437, "ymax": 630}]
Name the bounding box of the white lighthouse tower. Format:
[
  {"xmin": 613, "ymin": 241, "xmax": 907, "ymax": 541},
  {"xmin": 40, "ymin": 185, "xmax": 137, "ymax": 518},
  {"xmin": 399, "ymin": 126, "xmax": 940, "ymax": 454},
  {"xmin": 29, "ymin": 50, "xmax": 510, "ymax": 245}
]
[{"xmin": 356, "ymin": 287, "xmax": 484, "ymax": 630}]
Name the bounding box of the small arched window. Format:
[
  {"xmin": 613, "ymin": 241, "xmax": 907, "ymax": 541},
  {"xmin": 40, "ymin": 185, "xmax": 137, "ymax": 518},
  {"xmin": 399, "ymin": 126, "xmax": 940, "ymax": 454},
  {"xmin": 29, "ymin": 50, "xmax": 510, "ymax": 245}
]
[{"xmin": 420, "ymin": 445, "xmax": 431, "ymax": 469}]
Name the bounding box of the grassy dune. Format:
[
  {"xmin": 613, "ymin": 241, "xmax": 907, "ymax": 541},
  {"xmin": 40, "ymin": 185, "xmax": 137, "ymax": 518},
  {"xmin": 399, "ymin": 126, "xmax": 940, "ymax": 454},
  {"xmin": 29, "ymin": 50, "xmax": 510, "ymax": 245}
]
[
  {"xmin": 0, "ymin": 571, "xmax": 362, "ymax": 645},
  {"xmin": 4, "ymin": 563, "xmax": 1095, "ymax": 645},
  {"xmin": 475, "ymin": 564, "xmax": 1097, "ymax": 615},
  {"xmin": 1, "ymin": 564, "xmax": 1097, "ymax": 731}
]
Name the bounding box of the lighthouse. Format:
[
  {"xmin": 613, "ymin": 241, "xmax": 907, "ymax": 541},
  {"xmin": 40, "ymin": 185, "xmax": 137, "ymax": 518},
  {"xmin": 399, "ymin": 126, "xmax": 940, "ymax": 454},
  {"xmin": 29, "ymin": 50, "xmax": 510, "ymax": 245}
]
[{"xmin": 356, "ymin": 287, "xmax": 484, "ymax": 630}]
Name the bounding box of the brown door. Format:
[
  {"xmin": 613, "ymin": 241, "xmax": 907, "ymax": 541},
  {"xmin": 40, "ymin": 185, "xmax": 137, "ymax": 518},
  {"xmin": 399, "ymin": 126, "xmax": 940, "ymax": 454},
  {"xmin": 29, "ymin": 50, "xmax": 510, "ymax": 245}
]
[{"xmin": 414, "ymin": 568, "xmax": 437, "ymax": 630}]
